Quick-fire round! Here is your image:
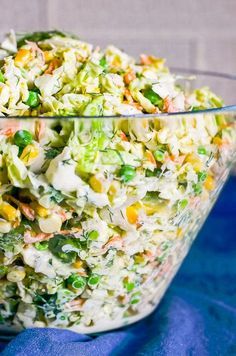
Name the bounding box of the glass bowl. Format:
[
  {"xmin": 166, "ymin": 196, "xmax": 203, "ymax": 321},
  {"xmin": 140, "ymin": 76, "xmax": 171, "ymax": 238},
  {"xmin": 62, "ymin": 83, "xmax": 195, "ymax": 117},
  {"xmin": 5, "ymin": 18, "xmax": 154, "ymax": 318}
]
[{"xmin": 0, "ymin": 70, "xmax": 235, "ymax": 335}]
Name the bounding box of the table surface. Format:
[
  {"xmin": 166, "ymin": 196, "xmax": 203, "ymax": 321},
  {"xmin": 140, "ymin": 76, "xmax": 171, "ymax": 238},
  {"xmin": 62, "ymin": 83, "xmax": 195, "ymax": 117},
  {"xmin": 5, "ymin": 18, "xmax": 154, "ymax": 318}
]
[{"xmin": 1, "ymin": 176, "xmax": 236, "ymax": 356}]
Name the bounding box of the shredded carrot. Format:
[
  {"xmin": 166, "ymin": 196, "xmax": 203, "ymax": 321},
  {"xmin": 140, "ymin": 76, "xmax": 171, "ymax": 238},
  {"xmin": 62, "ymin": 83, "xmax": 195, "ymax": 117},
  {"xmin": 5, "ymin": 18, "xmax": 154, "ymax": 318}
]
[
  {"xmin": 125, "ymin": 101, "xmax": 143, "ymax": 111},
  {"xmin": 35, "ymin": 120, "xmax": 46, "ymax": 141},
  {"xmin": 26, "ymin": 41, "xmax": 45, "ymax": 64},
  {"xmin": 145, "ymin": 150, "xmax": 157, "ymax": 165},
  {"xmin": 101, "ymin": 235, "xmax": 123, "ymax": 254},
  {"xmin": 19, "ymin": 203, "xmax": 35, "ymax": 221},
  {"xmin": 169, "ymin": 154, "xmax": 186, "ymax": 165},
  {"xmin": 24, "ymin": 231, "xmax": 53, "ymax": 244},
  {"xmin": 124, "ymin": 88, "xmax": 134, "ymax": 103},
  {"xmin": 124, "ymin": 70, "xmax": 136, "ymax": 85},
  {"xmin": 56, "ymin": 210, "xmax": 67, "ymax": 222},
  {"xmin": 140, "ymin": 54, "xmax": 153, "ymax": 65},
  {"xmin": 59, "ymin": 227, "xmax": 81, "ymax": 235},
  {"xmin": 120, "ymin": 131, "xmax": 128, "ymax": 141},
  {"xmin": 45, "ymin": 58, "xmax": 61, "ymax": 74},
  {"xmin": 0, "ymin": 128, "xmax": 16, "ymax": 137},
  {"xmin": 159, "ymin": 256, "xmax": 173, "ymax": 277},
  {"xmin": 163, "ymin": 96, "xmax": 176, "ymax": 113},
  {"xmin": 0, "ymin": 121, "xmax": 21, "ymax": 137},
  {"xmin": 65, "ymin": 298, "xmax": 85, "ymax": 311},
  {"xmin": 144, "ymin": 250, "xmax": 155, "ymax": 262}
]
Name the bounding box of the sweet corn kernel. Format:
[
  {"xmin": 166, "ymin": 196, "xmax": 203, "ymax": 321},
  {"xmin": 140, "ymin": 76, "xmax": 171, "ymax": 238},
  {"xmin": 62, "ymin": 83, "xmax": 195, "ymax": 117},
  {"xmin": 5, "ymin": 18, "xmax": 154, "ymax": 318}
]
[
  {"xmin": 44, "ymin": 51, "xmax": 54, "ymax": 62},
  {"xmin": 14, "ymin": 49, "xmax": 32, "ymax": 67},
  {"xmin": 73, "ymin": 259, "xmax": 84, "ymax": 269},
  {"xmin": 185, "ymin": 153, "xmax": 203, "ymax": 172},
  {"xmin": 142, "ymin": 204, "xmax": 159, "ymax": 216},
  {"xmin": 20, "ymin": 144, "xmax": 39, "ymax": 165},
  {"xmin": 213, "ymin": 137, "xmax": 223, "ymax": 146},
  {"xmin": 109, "ymin": 185, "xmax": 117, "ymax": 196},
  {"xmin": 31, "ymin": 110, "xmax": 38, "ymax": 116},
  {"xmin": 134, "ymin": 254, "xmax": 145, "ymax": 264},
  {"xmin": 31, "ymin": 202, "xmax": 49, "ymax": 218},
  {"xmin": 142, "ymin": 119, "xmax": 148, "ymax": 129},
  {"xmin": 108, "ymin": 181, "xmax": 120, "ymax": 196},
  {"xmin": 89, "ymin": 175, "xmax": 104, "ymax": 193},
  {"xmin": 177, "ymin": 227, "xmax": 184, "ymax": 239},
  {"xmin": 126, "ymin": 206, "xmax": 138, "ymax": 225},
  {"xmin": 23, "ymin": 110, "xmax": 31, "ymax": 116},
  {"xmin": 204, "ymin": 175, "xmax": 215, "ymax": 191},
  {"xmin": 0, "ymin": 202, "xmax": 18, "ymax": 221}
]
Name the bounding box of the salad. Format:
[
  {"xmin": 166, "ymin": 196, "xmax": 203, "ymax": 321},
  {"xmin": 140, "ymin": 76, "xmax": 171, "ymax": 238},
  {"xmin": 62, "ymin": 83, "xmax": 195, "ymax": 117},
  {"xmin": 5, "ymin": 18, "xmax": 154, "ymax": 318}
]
[{"xmin": 0, "ymin": 30, "xmax": 235, "ymax": 333}]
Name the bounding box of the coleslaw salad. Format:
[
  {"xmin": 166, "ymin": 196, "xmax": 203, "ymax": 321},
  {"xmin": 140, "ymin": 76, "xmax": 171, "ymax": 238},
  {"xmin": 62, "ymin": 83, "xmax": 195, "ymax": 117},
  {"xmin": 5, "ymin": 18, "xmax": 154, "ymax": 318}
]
[{"xmin": 0, "ymin": 30, "xmax": 235, "ymax": 333}]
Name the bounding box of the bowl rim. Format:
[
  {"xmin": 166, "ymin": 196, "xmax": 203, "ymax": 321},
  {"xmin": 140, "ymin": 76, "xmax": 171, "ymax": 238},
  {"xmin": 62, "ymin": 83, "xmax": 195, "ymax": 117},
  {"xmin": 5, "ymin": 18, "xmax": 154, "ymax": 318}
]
[{"xmin": 3, "ymin": 68, "xmax": 236, "ymax": 120}]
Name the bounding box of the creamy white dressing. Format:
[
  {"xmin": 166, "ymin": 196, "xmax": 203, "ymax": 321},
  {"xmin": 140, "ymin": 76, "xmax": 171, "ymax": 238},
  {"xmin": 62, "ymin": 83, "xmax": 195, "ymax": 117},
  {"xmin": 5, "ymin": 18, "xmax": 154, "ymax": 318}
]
[
  {"xmin": 22, "ymin": 246, "xmax": 75, "ymax": 278},
  {"xmin": 46, "ymin": 147, "xmax": 86, "ymax": 193}
]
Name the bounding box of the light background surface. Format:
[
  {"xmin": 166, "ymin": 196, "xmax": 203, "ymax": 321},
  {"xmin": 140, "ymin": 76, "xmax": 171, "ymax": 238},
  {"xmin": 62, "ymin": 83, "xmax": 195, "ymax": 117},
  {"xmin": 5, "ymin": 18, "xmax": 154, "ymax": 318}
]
[{"xmin": 0, "ymin": 0, "xmax": 235, "ymax": 74}]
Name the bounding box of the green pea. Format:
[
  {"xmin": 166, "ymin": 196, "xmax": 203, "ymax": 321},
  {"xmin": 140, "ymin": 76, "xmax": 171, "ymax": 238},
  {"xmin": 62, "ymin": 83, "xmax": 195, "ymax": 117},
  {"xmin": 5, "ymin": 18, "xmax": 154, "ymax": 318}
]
[
  {"xmin": 130, "ymin": 292, "xmax": 141, "ymax": 304},
  {"xmin": 88, "ymin": 274, "xmax": 100, "ymax": 287},
  {"xmin": 143, "ymin": 87, "xmax": 163, "ymax": 108},
  {"xmin": 99, "ymin": 56, "xmax": 107, "ymax": 69},
  {"xmin": 178, "ymin": 199, "xmax": 188, "ymax": 210},
  {"xmin": 198, "ymin": 147, "xmax": 207, "ymax": 155},
  {"xmin": 193, "ymin": 182, "xmax": 202, "ymax": 195},
  {"xmin": 14, "ymin": 130, "xmax": 33, "ymax": 148},
  {"xmin": 25, "ymin": 91, "xmax": 40, "ymax": 108},
  {"xmin": 0, "ymin": 70, "xmax": 5, "ymax": 83},
  {"xmin": 124, "ymin": 281, "xmax": 135, "ymax": 292},
  {"xmin": 88, "ymin": 230, "xmax": 99, "ymax": 240},
  {"xmin": 198, "ymin": 171, "xmax": 207, "ymax": 182},
  {"xmin": 35, "ymin": 241, "xmax": 48, "ymax": 251},
  {"xmin": 67, "ymin": 274, "xmax": 86, "ymax": 290},
  {"xmin": 119, "ymin": 165, "xmax": 136, "ymax": 183},
  {"xmin": 154, "ymin": 148, "xmax": 165, "ymax": 162},
  {"xmin": 59, "ymin": 315, "xmax": 66, "ymax": 321}
]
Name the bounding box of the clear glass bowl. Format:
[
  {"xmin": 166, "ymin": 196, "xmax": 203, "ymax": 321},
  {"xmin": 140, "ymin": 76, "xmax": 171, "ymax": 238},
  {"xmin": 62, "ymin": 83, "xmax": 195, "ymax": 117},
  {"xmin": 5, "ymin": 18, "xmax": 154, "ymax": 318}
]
[{"xmin": 0, "ymin": 70, "xmax": 235, "ymax": 335}]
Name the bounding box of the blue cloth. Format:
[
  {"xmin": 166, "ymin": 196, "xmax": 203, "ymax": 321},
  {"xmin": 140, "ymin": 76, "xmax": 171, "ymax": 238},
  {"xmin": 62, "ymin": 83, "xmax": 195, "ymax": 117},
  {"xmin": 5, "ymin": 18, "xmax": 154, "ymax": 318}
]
[{"xmin": 1, "ymin": 177, "xmax": 236, "ymax": 356}]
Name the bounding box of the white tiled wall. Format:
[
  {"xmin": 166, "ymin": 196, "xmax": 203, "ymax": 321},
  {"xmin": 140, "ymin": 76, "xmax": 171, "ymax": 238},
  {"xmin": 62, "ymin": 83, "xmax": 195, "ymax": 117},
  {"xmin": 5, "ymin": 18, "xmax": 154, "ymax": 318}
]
[{"xmin": 0, "ymin": 0, "xmax": 236, "ymax": 73}]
